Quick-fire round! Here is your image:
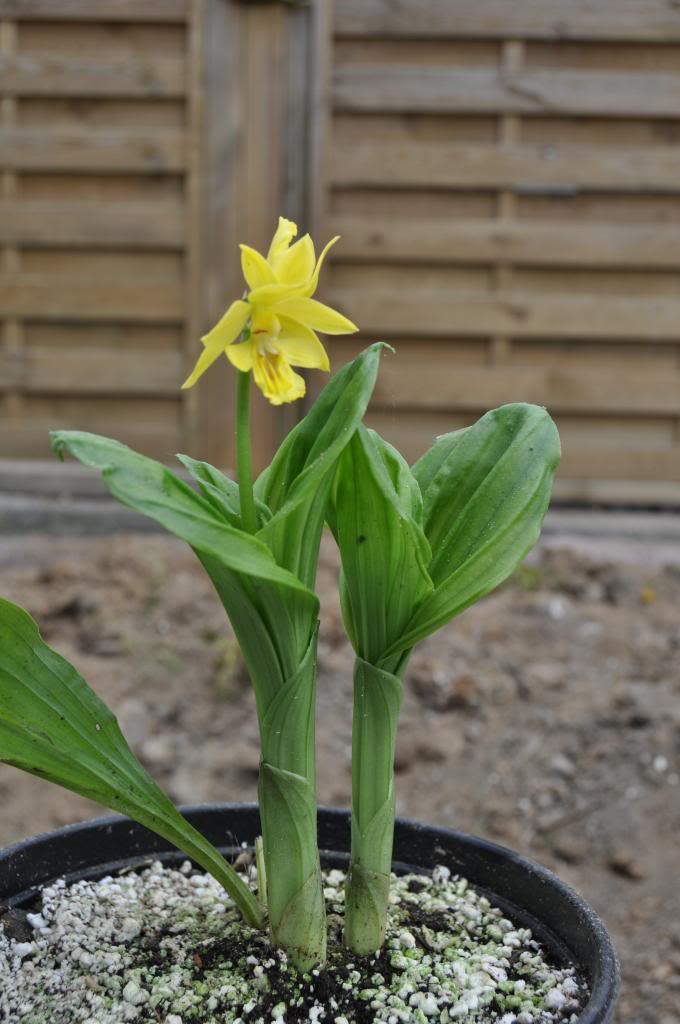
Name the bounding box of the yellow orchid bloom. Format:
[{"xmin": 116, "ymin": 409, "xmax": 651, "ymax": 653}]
[{"xmin": 182, "ymin": 217, "xmax": 358, "ymax": 402}]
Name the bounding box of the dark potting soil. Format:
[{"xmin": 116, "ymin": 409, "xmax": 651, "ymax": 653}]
[{"xmin": 0, "ymin": 860, "xmax": 586, "ymax": 1024}]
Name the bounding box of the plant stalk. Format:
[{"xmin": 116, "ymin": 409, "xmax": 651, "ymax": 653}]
[
  {"xmin": 257, "ymin": 627, "xmax": 327, "ymax": 968},
  {"xmin": 197, "ymin": 555, "xmax": 327, "ymax": 969},
  {"xmin": 345, "ymin": 656, "xmax": 403, "ymax": 955},
  {"xmin": 255, "ymin": 835, "xmax": 268, "ymax": 909},
  {"xmin": 236, "ymin": 370, "xmax": 258, "ymax": 534}
]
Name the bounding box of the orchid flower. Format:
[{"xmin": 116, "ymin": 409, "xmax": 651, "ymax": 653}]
[{"xmin": 182, "ymin": 217, "xmax": 357, "ymax": 404}]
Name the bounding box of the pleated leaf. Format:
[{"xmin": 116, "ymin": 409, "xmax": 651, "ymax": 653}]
[
  {"xmin": 383, "ymin": 403, "xmax": 560, "ymax": 658},
  {"xmin": 0, "ymin": 598, "xmax": 264, "ymax": 928},
  {"xmin": 256, "ymin": 343, "xmax": 387, "ymax": 589},
  {"xmin": 49, "ymin": 431, "xmax": 309, "ymax": 599},
  {"xmin": 176, "ymin": 454, "xmax": 271, "ymax": 530},
  {"xmin": 330, "ymin": 426, "xmax": 433, "ymax": 666}
]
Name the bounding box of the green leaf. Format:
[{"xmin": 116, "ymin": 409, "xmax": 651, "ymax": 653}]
[
  {"xmin": 0, "ymin": 598, "xmax": 264, "ymax": 929},
  {"xmin": 256, "ymin": 343, "xmax": 387, "ymax": 588},
  {"xmin": 49, "ymin": 431, "xmax": 309, "ymax": 599},
  {"xmin": 176, "ymin": 454, "xmax": 271, "ymax": 530},
  {"xmin": 383, "ymin": 403, "xmax": 560, "ymax": 657},
  {"xmin": 330, "ymin": 426, "xmax": 433, "ymax": 665}
]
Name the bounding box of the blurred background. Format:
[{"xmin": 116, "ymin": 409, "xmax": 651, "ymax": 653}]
[{"xmin": 1, "ymin": 2, "xmax": 679, "ymax": 1022}]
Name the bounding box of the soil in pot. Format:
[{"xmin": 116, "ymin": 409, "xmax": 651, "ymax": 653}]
[{"xmin": 1, "ymin": 856, "xmax": 586, "ymax": 1024}]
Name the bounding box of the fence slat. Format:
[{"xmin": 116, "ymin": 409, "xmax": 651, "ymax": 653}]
[
  {"xmin": 334, "ymin": 66, "xmax": 680, "ymax": 119},
  {"xmin": 0, "ymin": 127, "xmax": 184, "ymax": 172},
  {"xmin": 334, "ymin": 0, "xmax": 680, "ymax": 42},
  {"xmin": 328, "ymin": 289, "xmax": 680, "ymax": 341},
  {"xmin": 14, "ymin": 346, "xmax": 183, "ymax": 395},
  {"xmin": 330, "ymin": 216, "xmax": 680, "ymax": 269},
  {"xmin": 0, "ymin": 54, "xmax": 185, "ymax": 98},
  {"xmin": 0, "ymin": 200, "xmax": 184, "ymax": 248},
  {"xmin": 0, "ymin": 348, "xmax": 182, "ymax": 395},
  {"xmin": 366, "ymin": 413, "xmax": 680, "ymax": 484},
  {"xmin": 0, "ymin": 405, "xmax": 183, "ymax": 461},
  {"xmin": 553, "ymin": 479, "xmax": 680, "ymax": 504},
  {"xmin": 0, "ymin": 0, "xmax": 188, "ymax": 21},
  {"xmin": 332, "ymin": 140, "xmax": 680, "ymax": 192},
  {"xmin": 0, "ymin": 275, "xmax": 183, "ymax": 321},
  {"xmin": 367, "ymin": 362, "xmax": 680, "ymax": 416}
]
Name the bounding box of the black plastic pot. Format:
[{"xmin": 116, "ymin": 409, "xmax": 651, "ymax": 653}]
[{"xmin": 0, "ymin": 804, "xmax": 619, "ymax": 1022}]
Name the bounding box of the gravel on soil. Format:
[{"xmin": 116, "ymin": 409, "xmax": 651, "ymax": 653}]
[
  {"xmin": 0, "ymin": 858, "xmax": 585, "ymax": 1024},
  {"xmin": 0, "ymin": 530, "xmax": 678, "ymax": 1024}
]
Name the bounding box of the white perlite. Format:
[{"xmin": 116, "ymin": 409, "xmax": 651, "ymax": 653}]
[{"xmin": 0, "ymin": 861, "xmax": 586, "ymax": 1024}]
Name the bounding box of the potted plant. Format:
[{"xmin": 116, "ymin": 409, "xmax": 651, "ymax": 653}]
[{"xmin": 0, "ymin": 219, "xmax": 619, "ymax": 1023}]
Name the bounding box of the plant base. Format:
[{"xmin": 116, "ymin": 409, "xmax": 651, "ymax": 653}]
[
  {"xmin": 0, "ymin": 805, "xmax": 620, "ymax": 1023},
  {"xmin": 2, "ymin": 859, "xmax": 588, "ymax": 1024}
]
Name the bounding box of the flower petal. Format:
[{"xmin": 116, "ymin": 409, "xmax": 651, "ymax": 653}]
[
  {"xmin": 248, "ymin": 281, "xmax": 308, "ymax": 308},
  {"xmin": 266, "ymin": 216, "xmax": 298, "ymax": 264},
  {"xmin": 225, "ymin": 340, "xmax": 254, "ymax": 372},
  {"xmin": 240, "ymin": 245, "xmax": 276, "ymax": 291},
  {"xmin": 273, "ymin": 234, "xmax": 316, "ymax": 285},
  {"xmin": 302, "ymin": 236, "xmax": 339, "ymax": 298},
  {"xmin": 182, "ymin": 343, "xmax": 225, "ymax": 389},
  {"xmin": 272, "ymin": 296, "xmax": 358, "ymax": 335},
  {"xmin": 277, "ymin": 317, "xmax": 330, "ymax": 371},
  {"xmin": 200, "ymin": 299, "xmax": 250, "ymax": 349},
  {"xmin": 182, "ymin": 299, "xmax": 250, "ymax": 388}
]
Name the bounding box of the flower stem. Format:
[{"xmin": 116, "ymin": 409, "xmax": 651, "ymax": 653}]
[{"xmin": 236, "ymin": 370, "xmax": 258, "ymax": 534}]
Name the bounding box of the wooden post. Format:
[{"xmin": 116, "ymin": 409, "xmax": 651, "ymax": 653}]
[
  {"xmin": 1, "ymin": 18, "xmax": 22, "ymax": 426},
  {"xmin": 192, "ymin": 0, "xmax": 312, "ymax": 472},
  {"xmin": 488, "ymin": 39, "xmax": 524, "ymax": 368}
]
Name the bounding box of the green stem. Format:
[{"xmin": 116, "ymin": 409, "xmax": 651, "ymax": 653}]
[
  {"xmin": 255, "ymin": 835, "xmax": 268, "ymax": 910},
  {"xmin": 345, "ymin": 656, "xmax": 403, "ymax": 955},
  {"xmin": 258, "ymin": 627, "xmax": 327, "ymax": 969},
  {"xmin": 196, "ymin": 555, "xmax": 327, "ymax": 969},
  {"xmin": 236, "ymin": 370, "xmax": 257, "ymax": 534}
]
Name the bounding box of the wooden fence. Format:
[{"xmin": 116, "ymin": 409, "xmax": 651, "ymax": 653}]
[
  {"xmin": 2, "ymin": 0, "xmax": 680, "ymax": 505},
  {"xmin": 319, "ymin": 0, "xmax": 680, "ymax": 505},
  {"xmin": 0, "ymin": 0, "xmax": 313, "ymax": 472}
]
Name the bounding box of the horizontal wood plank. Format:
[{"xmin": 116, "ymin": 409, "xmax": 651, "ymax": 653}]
[
  {"xmin": 366, "ymin": 413, "xmax": 680, "ymax": 483},
  {"xmin": 0, "ymin": 0, "xmax": 188, "ymax": 21},
  {"xmin": 367, "ymin": 362, "xmax": 680, "ymax": 416},
  {"xmin": 552, "ymin": 479, "xmax": 680, "ymax": 505},
  {"xmin": 334, "ymin": 0, "xmax": 680, "ymax": 42},
  {"xmin": 0, "ymin": 274, "xmax": 183, "ymax": 320},
  {"xmin": 329, "ymin": 216, "xmax": 680, "ymax": 269},
  {"xmin": 0, "ymin": 345, "xmax": 183, "ymax": 395},
  {"xmin": 328, "ymin": 288, "xmax": 680, "ymax": 340},
  {"xmin": 23, "ymin": 322, "xmax": 183, "ymax": 349},
  {"xmin": 333, "ymin": 66, "xmax": 680, "ymax": 119},
  {"xmin": 0, "ymin": 53, "xmax": 185, "ymax": 98},
  {"xmin": 332, "ymin": 140, "xmax": 680, "ymax": 192},
  {"xmin": 0, "ymin": 127, "xmax": 184, "ymax": 172},
  {"xmin": 0, "ymin": 200, "xmax": 184, "ymax": 248},
  {"xmin": 0, "ymin": 458, "xmax": 193, "ymax": 496},
  {"xmin": 0, "ymin": 415, "xmax": 183, "ymax": 462},
  {"xmin": 559, "ymin": 447, "xmax": 680, "ymax": 481}
]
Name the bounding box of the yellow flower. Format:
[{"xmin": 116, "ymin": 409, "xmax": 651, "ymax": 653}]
[{"xmin": 182, "ymin": 217, "xmax": 358, "ymax": 403}]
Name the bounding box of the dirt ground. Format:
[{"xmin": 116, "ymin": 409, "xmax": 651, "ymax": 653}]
[{"xmin": 1, "ymin": 529, "xmax": 678, "ymax": 1024}]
